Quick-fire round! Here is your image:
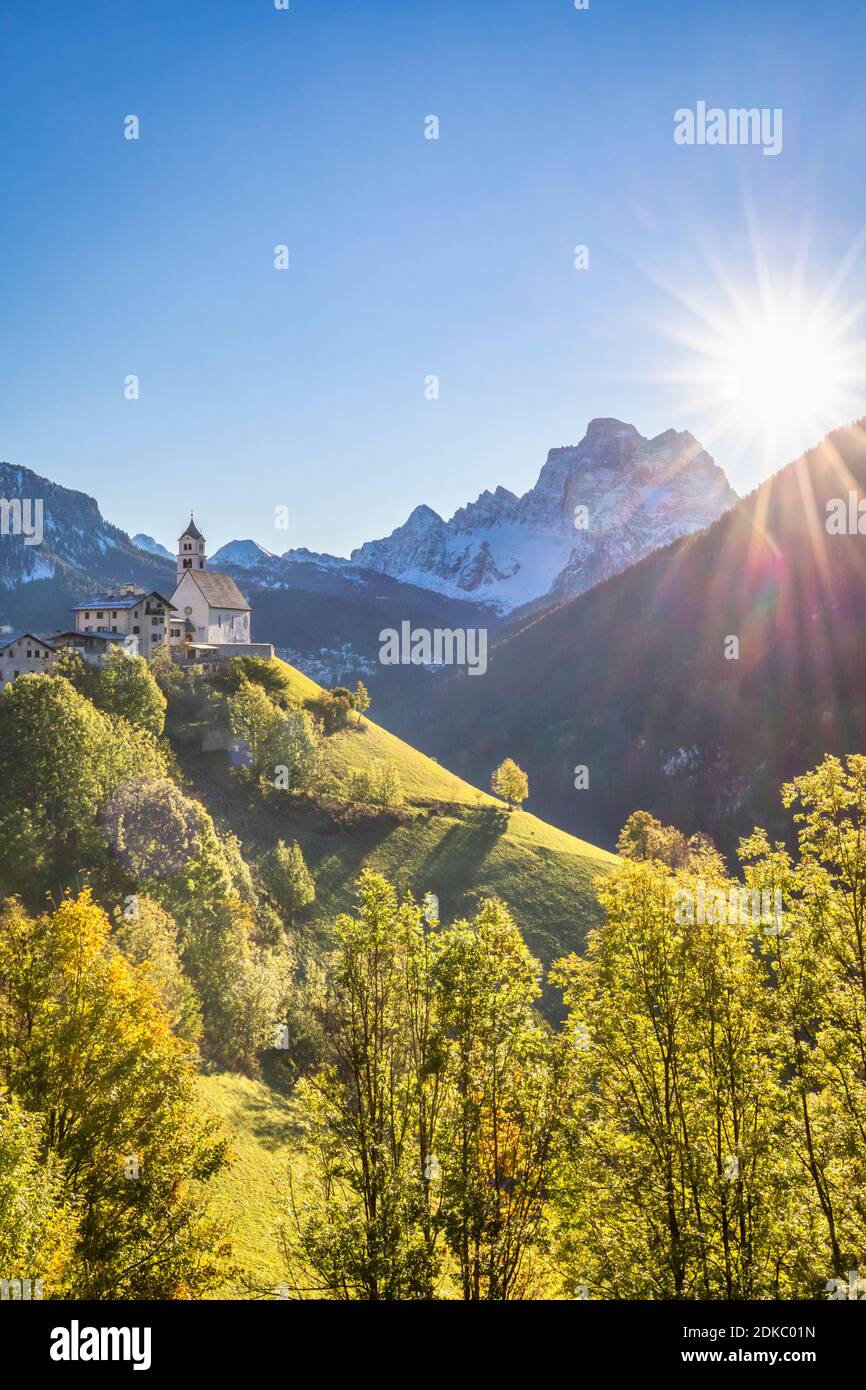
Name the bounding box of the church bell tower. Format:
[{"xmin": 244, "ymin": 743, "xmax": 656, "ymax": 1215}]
[{"xmin": 177, "ymin": 515, "xmax": 207, "ymax": 581}]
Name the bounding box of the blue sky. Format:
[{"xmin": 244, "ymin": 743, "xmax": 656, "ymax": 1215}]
[{"xmin": 2, "ymin": 0, "xmax": 866, "ymax": 555}]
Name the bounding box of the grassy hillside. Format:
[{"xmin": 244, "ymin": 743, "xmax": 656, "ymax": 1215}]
[
  {"xmin": 170, "ymin": 658, "xmax": 616, "ymax": 998},
  {"xmin": 198, "ymin": 1066, "xmax": 302, "ymax": 1297},
  {"xmin": 178, "ymin": 662, "xmax": 616, "ymax": 1296}
]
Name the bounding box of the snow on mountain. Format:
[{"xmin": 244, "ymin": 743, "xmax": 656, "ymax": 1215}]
[
  {"xmin": 209, "ymin": 538, "xmax": 278, "ymax": 568},
  {"xmin": 349, "ymin": 419, "xmax": 737, "ymax": 613},
  {"xmin": 132, "ymin": 533, "xmax": 173, "ymax": 561}
]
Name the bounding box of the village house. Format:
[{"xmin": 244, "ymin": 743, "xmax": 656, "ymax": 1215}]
[
  {"xmin": 52, "ymin": 629, "xmax": 140, "ymax": 663},
  {"xmin": 66, "ymin": 584, "xmax": 176, "ymax": 660},
  {"xmin": 0, "ymin": 630, "xmax": 56, "ymax": 687}
]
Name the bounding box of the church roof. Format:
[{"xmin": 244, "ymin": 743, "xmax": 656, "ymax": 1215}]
[
  {"xmin": 180, "ymin": 515, "xmax": 204, "ymax": 542},
  {"xmin": 184, "ymin": 570, "xmax": 250, "ymax": 612}
]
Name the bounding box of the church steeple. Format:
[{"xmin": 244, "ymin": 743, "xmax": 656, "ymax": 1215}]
[{"xmin": 177, "ymin": 514, "xmax": 207, "ymax": 580}]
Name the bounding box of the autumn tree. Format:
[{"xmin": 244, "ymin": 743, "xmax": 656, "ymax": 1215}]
[
  {"xmin": 111, "ymin": 895, "xmax": 202, "ymax": 1042},
  {"xmin": 0, "ymin": 892, "xmax": 233, "ymax": 1298},
  {"xmin": 0, "ymin": 1094, "xmax": 79, "ymax": 1297},
  {"xmin": 491, "ymin": 758, "xmax": 528, "ymax": 810}
]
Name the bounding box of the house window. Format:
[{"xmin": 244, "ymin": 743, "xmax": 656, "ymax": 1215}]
[
  {"xmin": 85, "ymin": 626, "xmax": 92, "ymax": 632},
  {"xmin": 133, "ymin": 625, "xmax": 140, "ymax": 634},
  {"xmin": 111, "ymin": 626, "xmax": 117, "ymax": 633},
  {"xmin": 134, "ymin": 610, "xmax": 139, "ymax": 617},
  {"xmin": 151, "ymin": 617, "xmax": 160, "ymax": 626},
  {"xmin": 112, "ymin": 611, "xmax": 117, "ymax": 618},
  {"xmin": 97, "ymin": 611, "xmax": 104, "ymax": 619}
]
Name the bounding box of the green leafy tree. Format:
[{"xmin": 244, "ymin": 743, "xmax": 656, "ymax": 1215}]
[
  {"xmin": 282, "ymin": 872, "xmax": 446, "ymax": 1299},
  {"xmin": 90, "ymin": 648, "xmax": 167, "ymax": 735},
  {"xmin": 434, "ymin": 899, "xmax": 567, "ymax": 1299},
  {"xmin": 265, "ymin": 839, "xmax": 316, "ymax": 924},
  {"xmin": 490, "ymin": 758, "xmax": 528, "ymax": 810},
  {"xmin": 616, "ymin": 809, "xmax": 690, "ymax": 868},
  {"xmin": 0, "ymin": 674, "xmax": 165, "ymax": 890},
  {"xmin": 265, "ymin": 706, "xmax": 323, "ymax": 793},
  {"xmin": 148, "ymin": 642, "xmax": 186, "ymax": 698},
  {"xmin": 347, "ymin": 767, "xmax": 372, "ymax": 806},
  {"xmin": 371, "ymin": 759, "xmax": 403, "ymax": 810},
  {"xmin": 552, "ymin": 855, "xmax": 803, "ymax": 1299},
  {"xmin": 283, "ymin": 877, "xmax": 565, "ymax": 1301},
  {"xmin": 227, "ymin": 677, "xmax": 282, "ymax": 770},
  {"xmin": 740, "ymin": 753, "xmax": 866, "ymax": 1285},
  {"xmin": 352, "ymin": 680, "xmax": 370, "ymax": 725}
]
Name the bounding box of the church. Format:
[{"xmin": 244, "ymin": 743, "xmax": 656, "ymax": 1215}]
[
  {"xmin": 50, "ymin": 516, "xmax": 273, "ymax": 670},
  {"xmin": 169, "ymin": 516, "xmax": 273, "ymax": 661}
]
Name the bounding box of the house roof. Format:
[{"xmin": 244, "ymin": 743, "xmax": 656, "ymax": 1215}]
[
  {"xmin": 70, "ymin": 591, "xmax": 176, "ymax": 612},
  {"xmin": 182, "ymin": 570, "xmax": 250, "ymax": 612},
  {"xmin": 53, "ymin": 630, "xmax": 136, "ymax": 644},
  {"xmin": 0, "ymin": 631, "xmax": 56, "ymax": 652},
  {"xmin": 180, "ymin": 514, "xmax": 204, "ymax": 542}
]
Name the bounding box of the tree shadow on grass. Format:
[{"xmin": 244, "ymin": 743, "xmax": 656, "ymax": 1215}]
[{"xmin": 417, "ymin": 805, "xmax": 509, "ymax": 908}]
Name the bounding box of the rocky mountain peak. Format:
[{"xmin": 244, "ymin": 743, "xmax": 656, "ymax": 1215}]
[{"xmin": 348, "ymin": 419, "xmax": 737, "ymax": 613}]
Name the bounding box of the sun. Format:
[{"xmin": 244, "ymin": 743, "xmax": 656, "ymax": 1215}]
[
  {"xmin": 718, "ymin": 305, "xmax": 849, "ymax": 437},
  {"xmin": 711, "ymin": 298, "xmax": 861, "ymax": 444},
  {"xmin": 642, "ymin": 230, "xmax": 866, "ymax": 487}
]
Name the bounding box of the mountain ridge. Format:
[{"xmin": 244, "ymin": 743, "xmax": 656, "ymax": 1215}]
[
  {"xmin": 393, "ymin": 419, "xmax": 866, "ymax": 854},
  {"xmin": 349, "ymin": 417, "xmax": 737, "ymax": 613}
]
